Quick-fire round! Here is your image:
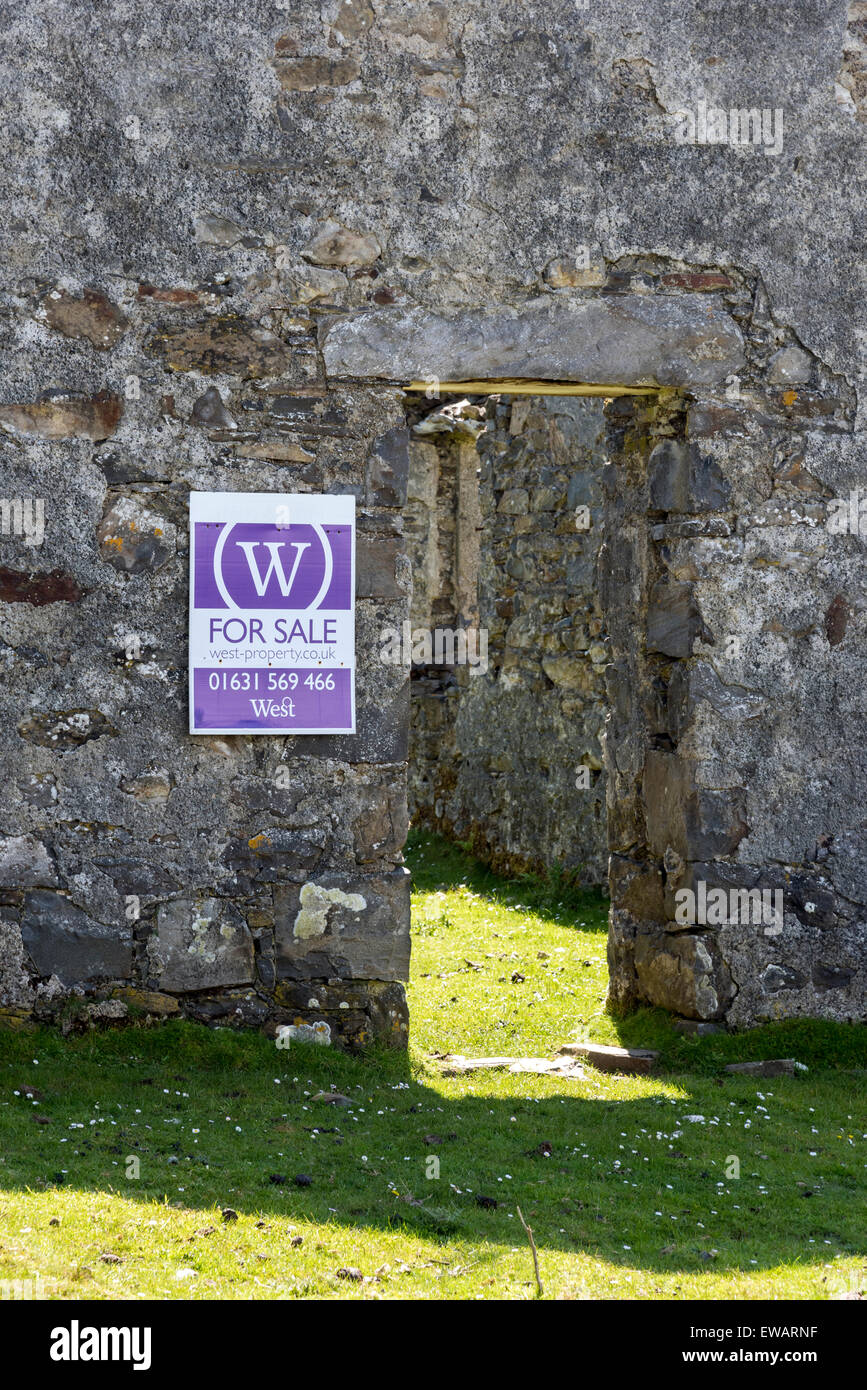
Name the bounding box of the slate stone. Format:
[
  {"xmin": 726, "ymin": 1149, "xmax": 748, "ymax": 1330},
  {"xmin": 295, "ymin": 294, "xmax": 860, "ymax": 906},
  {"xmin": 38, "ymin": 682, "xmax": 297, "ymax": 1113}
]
[
  {"xmin": 0, "ymin": 392, "xmax": 122, "ymax": 441},
  {"xmin": 0, "ymin": 568, "xmax": 84, "ymax": 606},
  {"xmin": 42, "ymin": 287, "xmax": 128, "ymax": 349},
  {"xmin": 18, "ymin": 709, "xmax": 116, "ymax": 749},
  {"xmin": 724, "ymin": 1058, "xmax": 797, "ymax": 1077},
  {"xmin": 147, "ymin": 317, "xmax": 290, "ymax": 378},
  {"xmin": 787, "ymin": 875, "xmax": 838, "ymax": 929},
  {"xmin": 760, "ymin": 964, "xmax": 807, "ymax": 993},
  {"xmin": 367, "ymin": 426, "xmax": 410, "ymax": 507},
  {"xmin": 647, "ymin": 581, "xmax": 711, "ymax": 658},
  {"xmin": 21, "ymin": 892, "xmax": 132, "ymax": 985},
  {"xmin": 191, "ymin": 385, "xmax": 236, "ymax": 429},
  {"xmin": 91, "ymin": 857, "xmax": 180, "ymax": 896},
  {"xmin": 812, "ymin": 963, "xmax": 854, "ymax": 990},
  {"xmin": 648, "ymin": 439, "xmax": 731, "ymax": 513},
  {"xmin": 767, "ymin": 347, "xmax": 812, "ymax": 385},
  {"xmin": 608, "ymin": 854, "xmax": 665, "ymax": 921},
  {"xmin": 644, "ymin": 752, "xmax": 749, "ymax": 861},
  {"xmin": 356, "ymin": 534, "xmax": 407, "ymax": 599},
  {"xmin": 223, "ymin": 829, "xmax": 328, "ymax": 882},
  {"xmin": 97, "ymin": 495, "xmax": 174, "ymax": 575},
  {"xmin": 667, "ymin": 661, "xmax": 766, "ymax": 741},
  {"xmin": 556, "ymin": 1041, "xmax": 658, "ymax": 1073}
]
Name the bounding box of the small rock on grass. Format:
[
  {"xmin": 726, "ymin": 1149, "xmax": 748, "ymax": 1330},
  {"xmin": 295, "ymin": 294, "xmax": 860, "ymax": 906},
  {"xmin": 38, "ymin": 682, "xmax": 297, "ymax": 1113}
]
[
  {"xmin": 221, "ymin": 1207, "xmax": 238, "ymax": 1223},
  {"xmin": 724, "ymin": 1058, "xmax": 798, "ymax": 1077},
  {"xmin": 556, "ymin": 1042, "xmax": 658, "ymax": 1074}
]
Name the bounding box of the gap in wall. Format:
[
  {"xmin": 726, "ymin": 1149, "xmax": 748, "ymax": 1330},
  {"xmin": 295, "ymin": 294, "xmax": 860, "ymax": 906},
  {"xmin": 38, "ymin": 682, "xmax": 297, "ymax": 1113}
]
[{"xmin": 403, "ymin": 391, "xmax": 611, "ymax": 887}]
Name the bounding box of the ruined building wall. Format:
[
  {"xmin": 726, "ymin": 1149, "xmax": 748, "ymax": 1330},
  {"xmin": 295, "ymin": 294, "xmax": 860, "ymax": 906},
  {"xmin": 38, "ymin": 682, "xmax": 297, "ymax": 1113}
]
[
  {"xmin": 0, "ymin": 1, "xmax": 865, "ymax": 1038},
  {"xmin": 407, "ymin": 397, "xmax": 609, "ymax": 884}
]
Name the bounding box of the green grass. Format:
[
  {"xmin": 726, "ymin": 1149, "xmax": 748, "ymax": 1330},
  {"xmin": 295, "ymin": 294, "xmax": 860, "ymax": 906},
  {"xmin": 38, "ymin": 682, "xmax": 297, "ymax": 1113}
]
[{"xmin": 0, "ymin": 831, "xmax": 865, "ymax": 1300}]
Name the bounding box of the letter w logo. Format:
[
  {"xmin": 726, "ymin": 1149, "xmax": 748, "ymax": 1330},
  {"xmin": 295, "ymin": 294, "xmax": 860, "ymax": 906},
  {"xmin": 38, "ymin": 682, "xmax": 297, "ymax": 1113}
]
[{"xmin": 236, "ymin": 541, "xmax": 311, "ymax": 598}]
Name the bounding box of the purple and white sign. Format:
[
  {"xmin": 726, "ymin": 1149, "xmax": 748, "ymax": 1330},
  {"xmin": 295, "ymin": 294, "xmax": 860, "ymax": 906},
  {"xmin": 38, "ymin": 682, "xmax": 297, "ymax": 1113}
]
[{"xmin": 188, "ymin": 492, "xmax": 355, "ymax": 734}]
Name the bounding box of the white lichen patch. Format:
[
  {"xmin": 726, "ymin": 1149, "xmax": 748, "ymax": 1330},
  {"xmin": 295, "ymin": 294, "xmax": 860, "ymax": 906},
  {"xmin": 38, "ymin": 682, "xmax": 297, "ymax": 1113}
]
[
  {"xmin": 293, "ymin": 882, "xmax": 366, "ymax": 939},
  {"xmin": 186, "ymin": 905, "xmax": 218, "ymax": 962}
]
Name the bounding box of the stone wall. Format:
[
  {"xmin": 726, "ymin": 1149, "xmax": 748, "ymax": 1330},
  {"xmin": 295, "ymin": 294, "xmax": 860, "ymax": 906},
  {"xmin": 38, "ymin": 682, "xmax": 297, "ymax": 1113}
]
[
  {"xmin": 1, "ymin": 1, "xmax": 865, "ymax": 1038},
  {"xmin": 407, "ymin": 396, "xmax": 609, "ymax": 884},
  {"xmin": 0, "ymin": 366, "xmax": 414, "ymax": 1044}
]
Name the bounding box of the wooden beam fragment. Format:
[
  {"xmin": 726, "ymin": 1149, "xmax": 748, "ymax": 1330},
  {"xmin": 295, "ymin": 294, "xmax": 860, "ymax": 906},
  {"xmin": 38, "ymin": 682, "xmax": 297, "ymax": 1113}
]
[{"xmin": 406, "ymin": 378, "xmax": 659, "ymax": 397}]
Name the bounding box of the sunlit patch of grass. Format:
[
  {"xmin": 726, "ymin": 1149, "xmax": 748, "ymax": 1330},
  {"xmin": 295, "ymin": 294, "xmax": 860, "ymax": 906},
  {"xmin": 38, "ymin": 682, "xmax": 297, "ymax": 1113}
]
[{"xmin": 0, "ymin": 832, "xmax": 864, "ymax": 1300}]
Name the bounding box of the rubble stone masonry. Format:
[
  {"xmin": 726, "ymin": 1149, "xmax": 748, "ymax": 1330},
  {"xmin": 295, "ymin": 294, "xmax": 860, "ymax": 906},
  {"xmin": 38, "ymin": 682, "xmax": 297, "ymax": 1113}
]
[{"xmin": 0, "ymin": 1, "xmax": 864, "ymax": 1041}]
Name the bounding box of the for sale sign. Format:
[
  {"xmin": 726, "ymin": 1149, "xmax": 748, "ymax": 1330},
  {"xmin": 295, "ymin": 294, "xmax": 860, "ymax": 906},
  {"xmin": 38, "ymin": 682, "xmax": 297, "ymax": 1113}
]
[{"xmin": 188, "ymin": 491, "xmax": 355, "ymax": 735}]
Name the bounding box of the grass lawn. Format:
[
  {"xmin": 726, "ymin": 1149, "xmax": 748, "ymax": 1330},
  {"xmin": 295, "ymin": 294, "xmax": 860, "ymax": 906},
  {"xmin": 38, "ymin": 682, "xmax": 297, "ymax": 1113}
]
[{"xmin": 0, "ymin": 831, "xmax": 864, "ymax": 1301}]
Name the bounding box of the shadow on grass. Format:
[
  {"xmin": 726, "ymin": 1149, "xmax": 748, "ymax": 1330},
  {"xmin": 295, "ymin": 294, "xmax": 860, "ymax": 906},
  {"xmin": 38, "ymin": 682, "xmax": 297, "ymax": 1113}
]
[{"xmin": 0, "ymin": 1022, "xmax": 864, "ymax": 1283}]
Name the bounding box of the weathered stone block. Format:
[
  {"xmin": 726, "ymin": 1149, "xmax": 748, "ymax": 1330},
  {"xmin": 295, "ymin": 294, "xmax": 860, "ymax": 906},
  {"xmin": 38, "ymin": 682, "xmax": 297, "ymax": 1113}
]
[
  {"xmin": 147, "ymin": 317, "xmax": 290, "ymax": 378},
  {"xmin": 97, "ymin": 494, "xmax": 175, "ymax": 574},
  {"xmin": 648, "ymin": 440, "xmax": 731, "ymax": 513},
  {"xmin": 149, "ymin": 898, "xmax": 254, "ymax": 993},
  {"xmin": 0, "ymin": 392, "xmax": 122, "ymax": 441},
  {"xmin": 322, "ymin": 298, "xmax": 745, "ymax": 387},
  {"xmin": 41, "ymin": 287, "xmax": 128, "ymax": 349},
  {"xmin": 352, "ymin": 782, "xmax": 408, "ymax": 863},
  {"xmin": 557, "ymin": 1041, "xmax": 658, "ymax": 1073},
  {"xmin": 275, "ymin": 58, "xmax": 361, "ymax": 92},
  {"xmin": 644, "ymin": 751, "xmax": 749, "ymax": 860},
  {"xmin": 356, "ymin": 534, "xmax": 408, "ymax": 599},
  {"xmin": 302, "ymin": 218, "xmax": 379, "ymax": 265},
  {"xmin": 274, "ymin": 868, "xmax": 410, "ymax": 981},
  {"xmin": 646, "ymin": 580, "xmax": 711, "ymax": 657},
  {"xmin": 21, "ymin": 892, "xmax": 132, "ymax": 986},
  {"xmin": 609, "ymin": 854, "xmax": 664, "ymax": 921},
  {"xmin": 633, "ymin": 929, "xmax": 733, "ymax": 1020},
  {"xmin": 0, "ymin": 835, "xmax": 58, "ymax": 889},
  {"xmin": 367, "ymin": 427, "xmax": 410, "ymax": 507},
  {"xmin": 725, "ymin": 1058, "xmax": 797, "ymax": 1077},
  {"xmin": 223, "ymin": 829, "xmax": 328, "ymax": 883}
]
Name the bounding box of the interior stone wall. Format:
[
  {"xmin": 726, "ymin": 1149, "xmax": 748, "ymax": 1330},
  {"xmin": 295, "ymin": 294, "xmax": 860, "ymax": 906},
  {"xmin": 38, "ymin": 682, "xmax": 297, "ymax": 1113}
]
[{"xmin": 407, "ymin": 395, "xmax": 609, "ymax": 884}]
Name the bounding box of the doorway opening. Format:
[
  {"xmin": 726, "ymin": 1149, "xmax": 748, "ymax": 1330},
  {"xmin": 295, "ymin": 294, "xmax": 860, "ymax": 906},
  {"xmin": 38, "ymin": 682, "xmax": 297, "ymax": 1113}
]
[{"xmin": 403, "ymin": 389, "xmax": 616, "ymax": 888}]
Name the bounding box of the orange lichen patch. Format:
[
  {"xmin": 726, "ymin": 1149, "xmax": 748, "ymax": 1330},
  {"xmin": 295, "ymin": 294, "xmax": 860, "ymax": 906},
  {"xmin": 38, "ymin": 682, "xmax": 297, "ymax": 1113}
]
[
  {"xmin": 154, "ymin": 528, "xmax": 163, "ymax": 536},
  {"xmin": 782, "ymin": 389, "xmax": 798, "ymax": 406},
  {"xmin": 105, "ymin": 536, "xmax": 123, "ymax": 550},
  {"xmin": 248, "ymin": 833, "xmax": 271, "ymax": 851}
]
